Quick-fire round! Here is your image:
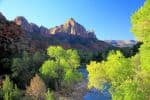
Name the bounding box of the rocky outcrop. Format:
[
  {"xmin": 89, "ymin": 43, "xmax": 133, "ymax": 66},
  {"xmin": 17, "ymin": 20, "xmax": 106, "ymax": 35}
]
[
  {"xmin": 15, "ymin": 16, "xmax": 30, "ymax": 31},
  {"xmin": 49, "ymin": 18, "xmax": 96, "ymax": 38},
  {"xmin": 14, "ymin": 16, "xmax": 49, "ymax": 36}
]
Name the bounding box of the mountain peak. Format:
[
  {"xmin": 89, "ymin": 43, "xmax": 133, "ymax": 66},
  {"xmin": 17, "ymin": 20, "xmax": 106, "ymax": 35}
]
[
  {"xmin": 67, "ymin": 18, "xmax": 75, "ymax": 23},
  {"xmin": 65, "ymin": 18, "xmax": 76, "ymax": 27},
  {"xmin": 50, "ymin": 18, "xmax": 96, "ymax": 39},
  {"xmin": 68, "ymin": 17, "xmax": 75, "ymax": 21},
  {"xmin": 15, "ymin": 16, "xmax": 28, "ymax": 25}
]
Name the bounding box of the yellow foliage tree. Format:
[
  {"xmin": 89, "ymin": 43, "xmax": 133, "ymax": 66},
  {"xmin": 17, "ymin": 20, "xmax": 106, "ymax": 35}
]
[{"xmin": 26, "ymin": 74, "xmax": 46, "ymax": 100}]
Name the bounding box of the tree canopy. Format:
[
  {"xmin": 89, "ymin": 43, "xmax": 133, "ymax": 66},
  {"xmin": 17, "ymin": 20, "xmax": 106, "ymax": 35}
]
[
  {"xmin": 11, "ymin": 51, "xmax": 46, "ymax": 88},
  {"xmin": 40, "ymin": 46, "xmax": 82, "ymax": 90}
]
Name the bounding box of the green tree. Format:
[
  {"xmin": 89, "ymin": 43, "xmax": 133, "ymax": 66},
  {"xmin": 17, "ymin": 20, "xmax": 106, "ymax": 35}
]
[
  {"xmin": 2, "ymin": 76, "xmax": 13, "ymax": 100},
  {"xmin": 2, "ymin": 76, "xmax": 21, "ymax": 100},
  {"xmin": 87, "ymin": 51, "xmax": 133, "ymax": 89},
  {"xmin": 45, "ymin": 89, "xmax": 55, "ymax": 100},
  {"xmin": 11, "ymin": 51, "xmax": 33, "ymax": 88},
  {"xmin": 11, "ymin": 51, "xmax": 46, "ymax": 88},
  {"xmin": 13, "ymin": 85, "xmax": 21, "ymax": 100},
  {"xmin": 87, "ymin": 0, "xmax": 150, "ymax": 99},
  {"xmin": 40, "ymin": 46, "xmax": 82, "ymax": 90},
  {"xmin": 131, "ymin": 0, "xmax": 150, "ymax": 43},
  {"xmin": 131, "ymin": 0, "xmax": 150, "ymax": 73},
  {"xmin": 131, "ymin": 0, "xmax": 150, "ymax": 99},
  {"xmin": 87, "ymin": 51, "xmax": 145, "ymax": 100}
]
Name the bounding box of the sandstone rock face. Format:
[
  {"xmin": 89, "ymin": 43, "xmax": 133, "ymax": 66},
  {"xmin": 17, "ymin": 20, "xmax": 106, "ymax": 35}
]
[
  {"xmin": 15, "ymin": 16, "xmax": 30, "ymax": 31},
  {"xmin": 49, "ymin": 18, "xmax": 96, "ymax": 39},
  {"xmin": 14, "ymin": 17, "xmax": 49, "ymax": 36},
  {"xmin": 14, "ymin": 16, "xmax": 96, "ymax": 39}
]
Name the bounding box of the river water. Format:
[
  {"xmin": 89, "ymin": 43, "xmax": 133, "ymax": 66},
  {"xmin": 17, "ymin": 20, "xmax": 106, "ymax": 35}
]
[{"xmin": 78, "ymin": 68, "xmax": 112, "ymax": 100}]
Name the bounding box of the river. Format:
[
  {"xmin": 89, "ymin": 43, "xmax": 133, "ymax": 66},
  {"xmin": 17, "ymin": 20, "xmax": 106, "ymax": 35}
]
[{"xmin": 78, "ymin": 68, "xmax": 112, "ymax": 100}]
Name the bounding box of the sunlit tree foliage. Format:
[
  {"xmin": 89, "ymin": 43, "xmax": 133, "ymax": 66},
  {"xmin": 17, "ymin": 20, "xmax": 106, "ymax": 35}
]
[
  {"xmin": 40, "ymin": 46, "xmax": 82, "ymax": 90},
  {"xmin": 87, "ymin": 0, "xmax": 150, "ymax": 99}
]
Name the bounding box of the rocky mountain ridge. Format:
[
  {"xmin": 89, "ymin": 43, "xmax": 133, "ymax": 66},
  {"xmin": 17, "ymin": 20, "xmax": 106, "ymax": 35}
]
[
  {"xmin": 14, "ymin": 17, "xmax": 96, "ymax": 39},
  {"xmin": 0, "ymin": 12, "xmax": 111, "ymax": 52},
  {"xmin": 14, "ymin": 16, "xmax": 50, "ymax": 36}
]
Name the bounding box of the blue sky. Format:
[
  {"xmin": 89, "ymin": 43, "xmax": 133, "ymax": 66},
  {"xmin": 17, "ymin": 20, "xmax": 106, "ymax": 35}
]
[{"xmin": 0, "ymin": 0, "xmax": 145, "ymax": 40}]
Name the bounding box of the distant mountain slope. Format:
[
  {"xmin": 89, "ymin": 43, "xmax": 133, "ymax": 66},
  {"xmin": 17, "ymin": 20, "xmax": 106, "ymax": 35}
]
[{"xmin": 104, "ymin": 40, "xmax": 137, "ymax": 47}]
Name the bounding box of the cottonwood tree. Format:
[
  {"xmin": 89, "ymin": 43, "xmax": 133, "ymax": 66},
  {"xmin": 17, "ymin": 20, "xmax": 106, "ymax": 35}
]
[
  {"xmin": 87, "ymin": 0, "xmax": 150, "ymax": 99},
  {"xmin": 40, "ymin": 46, "xmax": 82, "ymax": 90}
]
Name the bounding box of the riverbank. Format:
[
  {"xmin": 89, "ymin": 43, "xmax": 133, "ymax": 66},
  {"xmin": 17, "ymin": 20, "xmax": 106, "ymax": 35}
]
[
  {"xmin": 54, "ymin": 78, "xmax": 88, "ymax": 100},
  {"xmin": 54, "ymin": 68, "xmax": 111, "ymax": 100}
]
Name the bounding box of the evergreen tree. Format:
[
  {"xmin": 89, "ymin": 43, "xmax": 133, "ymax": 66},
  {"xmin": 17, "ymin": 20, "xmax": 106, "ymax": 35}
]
[{"xmin": 2, "ymin": 76, "xmax": 21, "ymax": 100}]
